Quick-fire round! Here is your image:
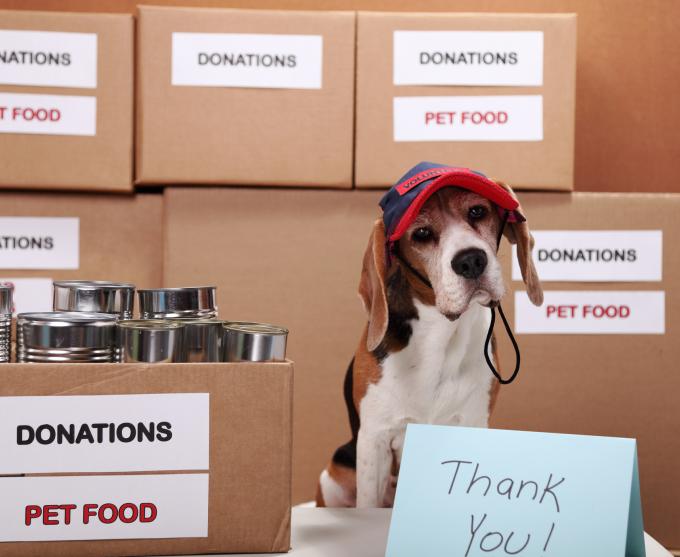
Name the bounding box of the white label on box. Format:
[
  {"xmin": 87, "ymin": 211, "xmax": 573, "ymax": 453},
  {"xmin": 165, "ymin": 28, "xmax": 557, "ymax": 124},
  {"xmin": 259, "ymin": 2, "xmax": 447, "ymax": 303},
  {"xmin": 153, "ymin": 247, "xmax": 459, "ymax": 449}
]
[
  {"xmin": 0, "ymin": 217, "xmax": 79, "ymax": 270},
  {"xmin": 515, "ymin": 290, "xmax": 665, "ymax": 334},
  {"xmin": 0, "ymin": 393, "xmax": 210, "ymax": 474},
  {"xmin": 0, "ymin": 473, "xmax": 209, "ymax": 542},
  {"xmin": 513, "ymin": 230, "xmax": 663, "ymax": 282},
  {"xmin": 0, "ymin": 30, "xmax": 97, "ymax": 88},
  {"xmin": 393, "ymin": 95, "xmax": 542, "ymax": 141},
  {"xmin": 171, "ymin": 32, "xmax": 323, "ymax": 89},
  {"xmin": 393, "ymin": 31, "xmax": 543, "ymax": 86},
  {"xmin": 0, "ymin": 277, "xmax": 52, "ymax": 314},
  {"xmin": 0, "ymin": 92, "xmax": 96, "ymax": 136}
]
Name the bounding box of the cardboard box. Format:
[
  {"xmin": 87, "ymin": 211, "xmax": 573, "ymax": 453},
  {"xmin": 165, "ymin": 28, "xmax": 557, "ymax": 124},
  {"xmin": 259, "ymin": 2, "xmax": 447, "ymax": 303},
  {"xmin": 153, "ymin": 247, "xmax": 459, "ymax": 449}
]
[
  {"xmin": 136, "ymin": 6, "xmax": 355, "ymax": 188},
  {"xmin": 163, "ymin": 187, "xmax": 382, "ymax": 502},
  {"xmin": 0, "ymin": 191, "xmax": 163, "ymax": 315},
  {"xmin": 355, "ymin": 12, "xmax": 577, "ymax": 190},
  {"xmin": 491, "ymin": 192, "xmax": 680, "ymax": 549},
  {"xmin": 0, "ymin": 361, "xmax": 292, "ymax": 554},
  {"xmin": 0, "ymin": 10, "xmax": 133, "ymax": 192}
]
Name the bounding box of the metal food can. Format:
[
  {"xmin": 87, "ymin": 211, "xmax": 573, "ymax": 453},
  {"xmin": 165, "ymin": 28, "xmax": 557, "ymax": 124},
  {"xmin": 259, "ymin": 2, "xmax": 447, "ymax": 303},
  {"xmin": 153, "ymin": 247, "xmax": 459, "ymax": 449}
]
[
  {"xmin": 137, "ymin": 287, "xmax": 217, "ymax": 319},
  {"xmin": 222, "ymin": 321, "xmax": 288, "ymax": 362},
  {"xmin": 171, "ymin": 318, "xmax": 222, "ymax": 362},
  {"xmin": 0, "ymin": 284, "xmax": 13, "ymax": 363},
  {"xmin": 118, "ymin": 320, "xmax": 186, "ymax": 363},
  {"xmin": 53, "ymin": 280, "xmax": 135, "ymax": 319},
  {"xmin": 16, "ymin": 312, "xmax": 117, "ymax": 363}
]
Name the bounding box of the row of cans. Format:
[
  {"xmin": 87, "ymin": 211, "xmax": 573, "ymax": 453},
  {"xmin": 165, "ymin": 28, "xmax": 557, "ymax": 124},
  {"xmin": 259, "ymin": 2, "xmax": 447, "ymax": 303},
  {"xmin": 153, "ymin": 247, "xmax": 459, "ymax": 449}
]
[{"xmin": 0, "ymin": 282, "xmax": 287, "ymax": 364}]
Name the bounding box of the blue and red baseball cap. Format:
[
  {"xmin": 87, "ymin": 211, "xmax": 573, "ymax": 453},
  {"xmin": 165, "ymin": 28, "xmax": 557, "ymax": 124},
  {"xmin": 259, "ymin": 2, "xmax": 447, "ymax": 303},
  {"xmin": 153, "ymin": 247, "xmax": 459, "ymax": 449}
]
[{"xmin": 379, "ymin": 162, "xmax": 524, "ymax": 244}]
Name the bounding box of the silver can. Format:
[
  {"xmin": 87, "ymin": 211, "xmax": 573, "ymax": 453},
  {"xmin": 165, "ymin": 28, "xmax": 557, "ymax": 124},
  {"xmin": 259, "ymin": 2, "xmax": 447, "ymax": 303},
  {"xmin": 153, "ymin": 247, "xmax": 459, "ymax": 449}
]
[
  {"xmin": 118, "ymin": 320, "xmax": 186, "ymax": 363},
  {"xmin": 17, "ymin": 312, "xmax": 117, "ymax": 363},
  {"xmin": 171, "ymin": 318, "xmax": 222, "ymax": 362},
  {"xmin": 222, "ymin": 322, "xmax": 288, "ymax": 362},
  {"xmin": 137, "ymin": 287, "xmax": 217, "ymax": 319},
  {"xmin": 0, "ymin": 284, "xmax": 13, "ymax": 363},
  {"xmin": 53, "ymin": 280, "xmax": 135, "ymax": 319}
]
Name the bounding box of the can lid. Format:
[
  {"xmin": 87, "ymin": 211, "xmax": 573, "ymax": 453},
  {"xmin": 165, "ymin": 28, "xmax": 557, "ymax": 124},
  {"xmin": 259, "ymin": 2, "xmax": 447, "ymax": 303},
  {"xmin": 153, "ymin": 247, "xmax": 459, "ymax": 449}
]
[
  {"xmin": 170, "ymin": 317, "xmax": 223, "ymax": 326},
  {"xmin": 223, "ymin": 321, "xmax": 288, "ymax": 335},
  {"xmin": 118, "ymin": 319, "xmax": 185, "ymax": 330},
  {"xmin": 137, "ymin": 287, "xmax": 217, "ymax": 318},
  {"xmin": 53, "ymin": 280, "xmax": 135, "ymax": 290},
  {"xmin": 18, "ymin": 312, "xmax": 118, "ymax": 324}
]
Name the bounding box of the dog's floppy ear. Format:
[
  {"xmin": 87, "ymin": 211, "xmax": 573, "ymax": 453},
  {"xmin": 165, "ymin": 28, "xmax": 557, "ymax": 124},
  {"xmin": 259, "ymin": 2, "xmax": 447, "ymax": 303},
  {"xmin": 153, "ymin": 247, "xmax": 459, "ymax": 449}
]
[
  {"xmin": 358, "ymin": 219, "xmax": 389, "ymax": 352},
  {"xmin": 495, "ymin": 181, "xmax": 543, "ymax": 307}
]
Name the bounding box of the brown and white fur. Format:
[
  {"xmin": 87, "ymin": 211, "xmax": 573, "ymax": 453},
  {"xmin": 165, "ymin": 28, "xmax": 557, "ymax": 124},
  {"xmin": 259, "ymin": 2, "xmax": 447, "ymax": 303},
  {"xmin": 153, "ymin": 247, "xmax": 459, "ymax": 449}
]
[{"xmin": 316, "ymin": 183, "xmax": 543, "ymax": 508}]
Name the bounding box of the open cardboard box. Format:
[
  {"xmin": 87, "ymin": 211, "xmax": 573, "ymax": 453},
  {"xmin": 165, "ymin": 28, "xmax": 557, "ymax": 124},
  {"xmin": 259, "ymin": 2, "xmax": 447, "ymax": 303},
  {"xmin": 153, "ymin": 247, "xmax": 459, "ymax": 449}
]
[{"xmin": 0, "ymin": 361, "xmax": 293, "ymax": 555}]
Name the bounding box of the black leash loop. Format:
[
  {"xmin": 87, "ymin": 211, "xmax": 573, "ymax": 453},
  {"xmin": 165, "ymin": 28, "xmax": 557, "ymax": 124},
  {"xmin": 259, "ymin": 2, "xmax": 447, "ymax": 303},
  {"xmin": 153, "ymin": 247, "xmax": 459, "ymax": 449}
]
[
  {"xmin": 484, "ymin": 302, "xmax": 521, "ymax": 385},
  {"xmin": 483, "ymin": 209, "xmax": 521, "ymax": 384}
]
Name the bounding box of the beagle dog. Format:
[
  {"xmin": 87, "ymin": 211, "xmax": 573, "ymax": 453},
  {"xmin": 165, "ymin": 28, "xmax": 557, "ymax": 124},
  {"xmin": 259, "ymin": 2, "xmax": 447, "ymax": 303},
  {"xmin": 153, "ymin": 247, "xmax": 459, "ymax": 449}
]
[{"xmin": 316, "ymin": 163, "xmax": 543, "ymax": 508}]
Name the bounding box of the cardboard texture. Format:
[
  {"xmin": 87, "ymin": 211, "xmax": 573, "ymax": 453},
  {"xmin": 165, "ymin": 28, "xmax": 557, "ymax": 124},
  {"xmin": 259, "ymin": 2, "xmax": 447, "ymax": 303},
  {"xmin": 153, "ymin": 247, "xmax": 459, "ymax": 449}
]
[
  {"xmin": 163, "ymin": 187, "xmax": 382, "ymax": 504},
  {"xmin": 16, "ymin": 0, "xmax": 678, "ymax": 195},
  {"xmin": 0, "ymin": 191, "xmax": 163, "ymax": 294},
  {"xmin": 136, "ymin": 6, "xmax": 355, "ymax": 188},
  {"xmin": 355, "ymin": 12, "xmax": 577, "ymax": 190},
  {"xmin": 0, "ymin": 361, "xmax": 293, "ymax": 555},
  {"xmin": 491, "ymin": 192, "xmax": 680, "ymax": 549},
  {"xmin": 0, "ymin": 10, "xmax": 133, "ymax": 192}
]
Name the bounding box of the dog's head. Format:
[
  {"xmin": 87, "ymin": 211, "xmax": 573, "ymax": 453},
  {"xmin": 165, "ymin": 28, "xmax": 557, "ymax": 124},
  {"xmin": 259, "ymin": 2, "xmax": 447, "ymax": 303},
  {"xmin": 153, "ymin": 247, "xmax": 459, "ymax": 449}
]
[{"xmin": 359, "ymin": 182, "xmax": 543, "ymax": 352}]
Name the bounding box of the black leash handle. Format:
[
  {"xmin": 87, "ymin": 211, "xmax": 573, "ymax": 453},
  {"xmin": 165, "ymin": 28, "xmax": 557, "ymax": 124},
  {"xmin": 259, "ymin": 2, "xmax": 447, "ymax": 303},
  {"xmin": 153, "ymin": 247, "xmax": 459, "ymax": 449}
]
[
  {"xmin": 484, "ymin": 303, "xmax": 521, "ymax": 385},
  {"xmin": 483, "ymin": 209, "xmax": 522, "ymax": 385}
]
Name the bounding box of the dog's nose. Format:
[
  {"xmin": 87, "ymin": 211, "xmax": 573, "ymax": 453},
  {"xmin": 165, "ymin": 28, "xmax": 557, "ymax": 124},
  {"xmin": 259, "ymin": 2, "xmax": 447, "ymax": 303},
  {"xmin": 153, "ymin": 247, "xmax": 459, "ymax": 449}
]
[{"xmin": 451, "ymin": 249, "xmax": 488, "ymax": 279}]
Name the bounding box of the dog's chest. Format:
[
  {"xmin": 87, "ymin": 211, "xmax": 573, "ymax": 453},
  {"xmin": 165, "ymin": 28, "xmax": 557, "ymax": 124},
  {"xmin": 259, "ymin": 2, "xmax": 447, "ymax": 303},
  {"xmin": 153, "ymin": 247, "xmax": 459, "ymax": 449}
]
[{"xmin": 361, "ymin": 301, "xmax": 494, "ymax": 435}]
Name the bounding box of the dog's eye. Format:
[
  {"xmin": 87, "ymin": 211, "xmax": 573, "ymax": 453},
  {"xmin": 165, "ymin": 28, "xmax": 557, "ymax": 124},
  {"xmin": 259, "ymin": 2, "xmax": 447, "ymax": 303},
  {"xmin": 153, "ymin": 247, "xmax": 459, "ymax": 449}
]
[
  {"xmin": 412, "ymin": 227, "xmax": 433, "ymax": 242},
  {"xmin": 468, "ymin": 205, "xmax": 488, "ymax": 220}
]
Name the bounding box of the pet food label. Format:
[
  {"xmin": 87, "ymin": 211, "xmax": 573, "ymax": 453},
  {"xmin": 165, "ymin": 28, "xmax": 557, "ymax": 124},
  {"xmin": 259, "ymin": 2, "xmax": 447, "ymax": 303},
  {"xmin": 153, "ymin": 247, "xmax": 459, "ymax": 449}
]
[
  {"xmin": 0, "ymin": 30, "xmax": 97, "ymax": 88},
  {"xmin": 0, "ymin": 92, "xmax": 96, "ymax": 136},
  {"xmin": 0, "ymin": 473, "xmax": 209, "ymax": 542},
  {"xmin": 393, "ymin": 95, "xmax": 542, "ymax": 142},
  {"xmin": 0, "ymin": 277, "xmax": 52, "ymax": 314},
  {"xmin": 0, "ymin": 217, "xmax": 79, "ymax": 270},
  {"xmin": 513, "ymin": 230, "xmax": 663, "ymax": 282},
  {"xmin": 171, "ymin": 32, "xmax": 323, "ymax": 89},
  {"xmin": 0, "ymin": 393, "xmax": 210, "ymax": 474},
  {"xmin": 393, "ymin": 31, "xmax": 543, "ymax": 86},
  {"xmin": 514, "ymin": 290, "xmax": 665, "ymax": 334}
]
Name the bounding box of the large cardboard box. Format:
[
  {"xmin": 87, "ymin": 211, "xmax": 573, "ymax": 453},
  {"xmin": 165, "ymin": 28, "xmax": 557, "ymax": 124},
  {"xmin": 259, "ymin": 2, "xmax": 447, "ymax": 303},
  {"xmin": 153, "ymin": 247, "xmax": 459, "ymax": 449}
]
[
  {"xmin": 163, "ymin": 187, "xmax": 381, "ymax": 502},
  {"xmin": 0, "ymin": 191, "xmax": 163, "ymax": 315},
  {"xmin": 355, "ymin": 12, "xmax": 577, "ymax": 190},
  {"xmin": 0, "ymin": 10, "xmax": 133, "ymax": 192},
  {"xmin": 492, "ymin": 192, "xmax": 680, "ymax": 549},
  {"xmin": 0, "ymin": 361, "xmax": 292, "ymax": 554},
  {"xmin": 136, "ymin": 6, "xmax": 355, "ymax": 188}
]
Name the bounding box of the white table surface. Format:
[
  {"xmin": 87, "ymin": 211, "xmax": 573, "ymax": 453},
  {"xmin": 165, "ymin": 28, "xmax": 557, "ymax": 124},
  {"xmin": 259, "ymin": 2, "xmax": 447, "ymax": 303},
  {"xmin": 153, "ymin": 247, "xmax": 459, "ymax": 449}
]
[{"xmin": 176, "ymin": 507, "xmax": 673, "ymax": 556}]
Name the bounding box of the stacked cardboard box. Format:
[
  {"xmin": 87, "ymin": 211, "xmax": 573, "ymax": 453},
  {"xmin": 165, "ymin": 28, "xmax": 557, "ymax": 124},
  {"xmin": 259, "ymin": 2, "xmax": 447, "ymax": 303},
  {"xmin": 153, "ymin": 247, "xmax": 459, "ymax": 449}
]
[
  {"xmin": 0, "ymin": 192, "xmax": 162, "ymax": 314},
  {"xmin": 0, "ymin": 10, "xmax": 134, "ymax": 191},
  {"xmin": 355, "ymin": 12, "xmax": 577, "ymax": 190}
]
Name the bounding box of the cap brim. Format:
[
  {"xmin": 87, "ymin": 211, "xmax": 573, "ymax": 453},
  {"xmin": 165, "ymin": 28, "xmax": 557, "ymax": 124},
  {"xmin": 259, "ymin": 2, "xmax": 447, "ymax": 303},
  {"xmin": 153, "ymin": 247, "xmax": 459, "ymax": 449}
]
[{"xmin": 389, "ymin": 170, "xmax": 523, "ymax": 242}]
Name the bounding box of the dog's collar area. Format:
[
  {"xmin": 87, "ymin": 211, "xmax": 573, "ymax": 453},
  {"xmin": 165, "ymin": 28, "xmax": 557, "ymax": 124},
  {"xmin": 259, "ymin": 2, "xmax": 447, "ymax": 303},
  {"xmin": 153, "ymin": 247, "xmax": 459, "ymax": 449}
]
[{"xmin": 389, "ymin": 210, "xmax": 521, "ymax": 385}]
